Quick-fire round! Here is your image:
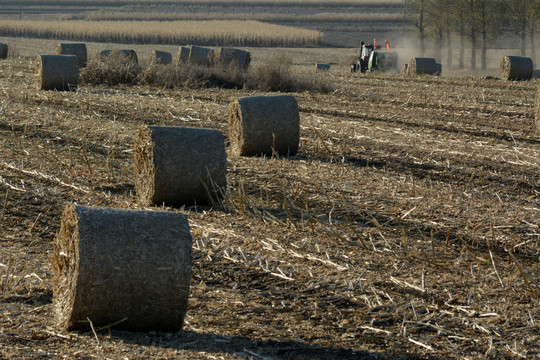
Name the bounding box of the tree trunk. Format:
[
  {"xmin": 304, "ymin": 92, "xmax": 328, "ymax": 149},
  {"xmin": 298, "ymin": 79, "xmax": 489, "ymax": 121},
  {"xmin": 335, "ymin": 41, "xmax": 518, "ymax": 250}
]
[
  {"xmin": 435, "ymin": 29, "xmax": 443, "ymax": 62},
  {"xmin": 446, "ymin": 30, "xmax": 453, "ymax": 70},
  {"xmin": 419, "ymin": 0, "xmax": 425, "ymax": 56},
  {"xmin": 530, "ymin": 25, "xmax": 536, "ymax": 64},
  {"xmin": 459, "ymin": 10, "xmax": 465, "ymax": 70},
  {"xmin": 520, "ymin": 22, "xmax": 526, "ymax": 57},
  {"xmin": 481, "ymin": 1, "xmax": 487, "ymax": 71}
]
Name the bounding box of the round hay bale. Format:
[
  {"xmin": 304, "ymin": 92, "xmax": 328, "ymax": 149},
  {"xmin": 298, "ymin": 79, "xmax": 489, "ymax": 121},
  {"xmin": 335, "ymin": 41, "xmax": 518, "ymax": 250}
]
[
  {"xmin": 499, "ymin": 55, "xmax": 533, "ymax": 81},
  {"xmin": 176, "ymin": 46, "xmax": 190, "ymax": 64},
  {"xmin": 188, "ymin": 45, "xmax": 215, "ymax": 66},
  {"xmin": 100, "ymin": 49, "xmax": 138, "ymax": 64},
  {"xmin": 217, "ymin": 47, "xmax": 251, "ymax": 69},
  {"xmin": 435, "ymin": 63, "xmax": 442, "ymax": 76},
  {"xmin": 52, "ymin": 204, "xmax": 192, "ymax": 332},
  {"xmin": 401, "ymin": 63, "xmax": 409, "ymax": 75},
  {"xmin": 315, "ymin": 63, "xmax": 330, "ymax": 71},
  {"xmin": 56, "ymin": 43, "xmax": 87, "ymax": 67},
  {"xmin": 408, "ymin": 57, "xmax": 438, "ymax": 75},
  {"xmin": 229, "ymin": 95, "xmax": 300, "ymax": 157},
  {"xmin": 0, "ymin": 43, "xmax": 8, "ymax": 59},
  {"xmin": 35, "ymin": 55, "xmax": 78, "ymax": 91},
  {"xmin": 134, "ymin": 126, "xmax": 227, "ymax": 207},
  {"xmin": 533, "ymin": 69, "xmax": 540, "ymax": 79},
  {"xmin": 149, "ymin": 50, "xmax": 172, "ymax": 65}
]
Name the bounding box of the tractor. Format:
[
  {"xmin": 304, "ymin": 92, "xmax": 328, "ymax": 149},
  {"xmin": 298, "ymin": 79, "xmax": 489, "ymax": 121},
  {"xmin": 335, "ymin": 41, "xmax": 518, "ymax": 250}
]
[{"xmin": 351, "ymin": 39, "xmax": 398, "ymax": 73}]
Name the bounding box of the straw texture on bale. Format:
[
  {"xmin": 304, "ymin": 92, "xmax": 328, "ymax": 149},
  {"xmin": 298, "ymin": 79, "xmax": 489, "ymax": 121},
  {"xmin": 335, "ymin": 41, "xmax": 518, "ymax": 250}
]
[
  {"xmin": 134, "ymin": 126, "xmax": 227, "ymax": 207},
  {"xmin": 35, "ymin": 55, "xmax": 78, "ymax": 91},
  {"xmin": 216, "ymin": 47, "xmax": 251, "ymax": 69},
  {"xmin": 177, "ymin": 46, "xmax": 190, "ymax": 63},
  {"xmin": 100, "ymin": 49, "xmax": 138, "ymax": 64},
  {"xmin": 150, "ymin": 50, "xmax": 172, "ymax": 65},
  {"xmin": 56, "ymin": 43, "xmax": 87, "ymax": 67},
  {"xmin": 189, "ymin": 45, "xmax": 215, "ymax": 66},
  {"xmin": 401, "ymin": 63, "xmax": 409, "ymax": 75},
  {"xmin": 499, "ymin": 56, "xmax": 533, "ymax": 81},
  {"xmin": 0, "ymin": 43, "xmax": 8, "ymax": 59},
  {"xmin": 315, "ymin": 63, "xmax": 330, "ymax": 71},
  {"xmin": 229, "ymin": 95, "xmax": 300, "ymax": 156},
  {"xmin": 408, "ymin": 57, "xmax": 438, "ymax": 75},
  {"xmin": 52, "ymin": 204, "xmax": 192, "ymax": 332}
]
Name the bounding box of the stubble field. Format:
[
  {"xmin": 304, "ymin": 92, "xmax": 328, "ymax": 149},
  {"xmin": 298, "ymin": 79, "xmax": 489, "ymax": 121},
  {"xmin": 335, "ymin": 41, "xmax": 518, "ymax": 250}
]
[{"xmin": 0, "ymin": 39, "xmax": 540, "ymax": 359}]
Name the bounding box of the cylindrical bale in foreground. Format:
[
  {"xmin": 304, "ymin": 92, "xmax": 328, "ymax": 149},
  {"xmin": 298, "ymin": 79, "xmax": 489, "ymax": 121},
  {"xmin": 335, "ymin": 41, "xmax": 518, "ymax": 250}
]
[
  {"xmin": 401, "ymin": 63, "xmax": 409, "ymax": 75},
  {"xmin": 100, "ymin": 49, "xmax": 138, "ymax": 64},
  {"xmin": 0, "ymin": 43, "xmax": 8, "ymax": 59},
  {"xmin": 56, "ymin": 43, "xmax": 87, "ymax": 67},
  {"xmin": 176, "ymin": 46, "xmax": 190, "ymax": 64},
  {"xmin": 408, "ymin": 57, "xmax": 438, "ymax": 75},
  {"xmin": 189, "ymin": 45, "xmax": 215, "ymax": 66},
  {"xmin": 217, "ymin": 47, "xmax": 251, "ymax": 69},
  {"xmin": 315, "ymin": 63, "xmax": 330, "ymax": 71},
  {"xmin": 134, "ymin": 126, "xmax": 227, "ymax": 207},
  {"xmin": 229, "ymin": 95, "xmax": 300, "ymax": 156},
  {"xmin": 500, "ymin": 55, "xmax": 533, "ymax": 81},
  {"xmin": 35, "ymin": 55, "xmax": 78, "ymax": 91},
  {"xmin": 52, "ymin": 204, "xmax": 192, "ymax": 332},
  {"xmin": 149, "ymin": 50, "xmax": 172, "ymax": 65}
]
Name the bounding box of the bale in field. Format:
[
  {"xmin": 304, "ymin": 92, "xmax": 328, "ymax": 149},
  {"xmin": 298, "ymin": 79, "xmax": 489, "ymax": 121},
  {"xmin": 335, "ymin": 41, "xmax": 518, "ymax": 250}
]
[
  {"xmin": 229, "ymin": 95, "xmax": 300, "ymax": 156},
  {"xmin": 216, "ymin": 47, "xmax": 251, "ymax": 69},
  {"xmin": 408, "ymin": 57, "xmax": 438, "ymax": 75},
  {"xmin": 135, "ymin": 126, "xmax": 227, "ymax": 207},
  {"xmin": 100, "ymin": 49, "xmax": 138, "ymax": 64},
  {"xmin": 35, "ymin": 54, "xmax": 78, "ymax": 91},
  {"xmin": 533, "ymin": 70, "xmax": 540, "ymax": 79},
  {"xmin": 0, "ymin": 43, "xmax": 8, "ymax": 59},
  {"xmin": 52, "ymin": 204, "xmax": 192, "ymax": 332},
  {"xmin": 56, "ymin": 43, "xmax": 87, "ymax": 67},
  {"xmin": 176, "ymin": 46, "xmax": 190, "ymax": 64},
  {"xmin": 149, "ymin": 50, "xmax": 172, "ymax": 65},
  {"xmin": 499, "ymin": 56, "xmax": 533, "ymax": 81},
  {"xmin": 188, "ymin": 45, "xmax": 215, "ymax": 66},
  {"xmin": 400, "ymin": 63, "xmax": 409, "ymax": 75},
  {"xmin": 315, "ymin": 63, "xmax": 330, "ymax": 71},
  {"xmin": 435, "ymin": 63, "xmax": 442, "ymax": 76}
]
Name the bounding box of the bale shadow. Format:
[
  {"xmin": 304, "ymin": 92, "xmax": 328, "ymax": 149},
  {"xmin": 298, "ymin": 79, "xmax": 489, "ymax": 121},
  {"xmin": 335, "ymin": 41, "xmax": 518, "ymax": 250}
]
[{"xmin": 114, "ymin": 329, "xmax": 420, "ymax": 359}]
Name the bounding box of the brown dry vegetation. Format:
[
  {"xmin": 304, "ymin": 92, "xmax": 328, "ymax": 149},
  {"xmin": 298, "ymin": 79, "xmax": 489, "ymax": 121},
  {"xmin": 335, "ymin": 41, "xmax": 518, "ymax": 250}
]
[{"xmin": 0, "ymin": 46, "xmax": 540, "ymax": 360}]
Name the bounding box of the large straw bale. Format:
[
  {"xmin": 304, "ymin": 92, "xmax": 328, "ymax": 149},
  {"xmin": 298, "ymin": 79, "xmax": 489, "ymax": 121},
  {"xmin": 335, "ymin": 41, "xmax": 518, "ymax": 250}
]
[
  {"xmin": 35, "ymin": 54, "xmax": 78, "ymax": 91},
  {"xmin": 0, "ymin": 43, "xmax": 8, "ymax": 59},
  {"xmin": 408, "ymin": 57, "xmax": 438, "ymax": 75},
  {"xmin": 56, "ymin": 43, "xmax": 87, "ymax": 67},
  {"xmin": 176, "ymin": 46, "xmax": 190, "ymax": 64},
  {"xmin": 499, "ymin": 55, "xmax": 533, "ymax": 81},
  {"xmin": 52, "ymin": 204, "xmax": 192, "ymax": 332},
  {"xmin": 189, "ymin": 45, "xmax": 215, "ymax": 66},
  {"xmin": 149, "ymin": 50, "xmax": 172, "ymax": 65},
  {"xmin": 229, "ymin": 95, "xmax": 300, "ymax": 156},
  {"xmin": 315, "ymin": 63, "xmax": 330, "ymax": 71},
  {"xmin": 216, "ymin": 47, "xmax": 251, "ymax": 69},
  {"xmin": 135, "ymin": 126, "xmax": 227, "ymax": 207},
  {"xmin": 100, "ymin": 49, "xmax": 138, "ymax": 64}
]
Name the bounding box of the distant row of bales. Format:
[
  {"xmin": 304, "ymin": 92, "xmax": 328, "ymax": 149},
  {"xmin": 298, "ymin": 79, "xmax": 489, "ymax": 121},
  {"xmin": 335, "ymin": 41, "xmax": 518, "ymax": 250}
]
[{"xmin": 0, "ymin": 42, "xmax": 251, "ymax": 91}]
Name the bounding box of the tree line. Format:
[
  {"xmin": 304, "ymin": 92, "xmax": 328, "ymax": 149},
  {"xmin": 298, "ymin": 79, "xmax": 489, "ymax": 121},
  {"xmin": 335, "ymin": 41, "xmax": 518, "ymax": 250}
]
[{"xmin": 406, "ymin": 0, "xmax": 540, "ymax": 70}]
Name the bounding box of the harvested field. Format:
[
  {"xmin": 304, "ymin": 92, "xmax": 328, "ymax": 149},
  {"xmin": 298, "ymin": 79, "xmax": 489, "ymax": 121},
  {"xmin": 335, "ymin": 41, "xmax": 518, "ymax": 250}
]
[{"xmin": 0, "ymin": 48, "xmax": 540, "ymax": 360}]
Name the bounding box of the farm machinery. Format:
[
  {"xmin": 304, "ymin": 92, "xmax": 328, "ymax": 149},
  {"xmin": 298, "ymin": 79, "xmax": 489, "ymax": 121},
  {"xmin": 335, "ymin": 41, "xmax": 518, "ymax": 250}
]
[{"xmin": 351, "ymin": 39, "xmax": 398, "ymax": 73}]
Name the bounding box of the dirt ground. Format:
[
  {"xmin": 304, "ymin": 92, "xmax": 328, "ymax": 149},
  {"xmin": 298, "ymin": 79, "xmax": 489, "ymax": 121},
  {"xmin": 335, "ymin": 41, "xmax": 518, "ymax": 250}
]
[{"xmin": 0, "ymin": 39, "xmax": 540, "ymax": 359}]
